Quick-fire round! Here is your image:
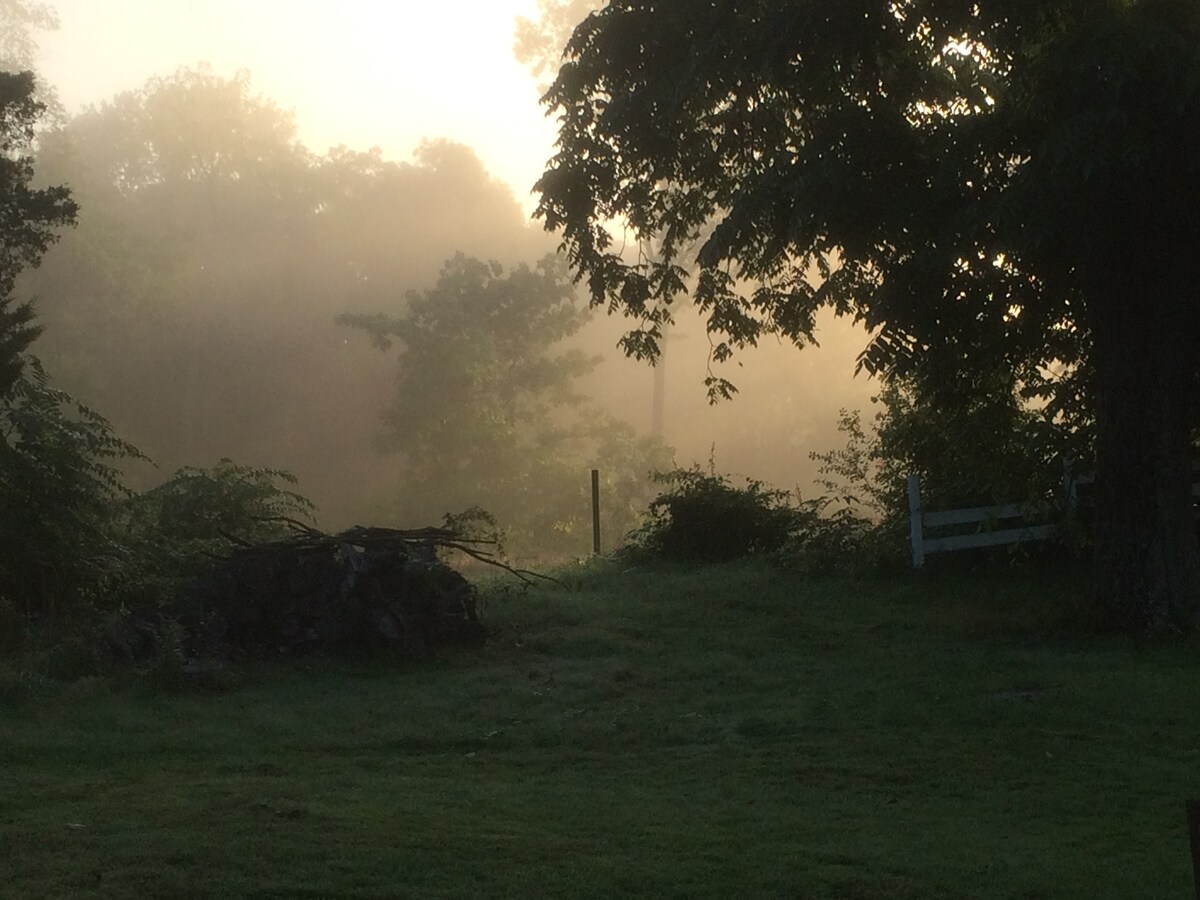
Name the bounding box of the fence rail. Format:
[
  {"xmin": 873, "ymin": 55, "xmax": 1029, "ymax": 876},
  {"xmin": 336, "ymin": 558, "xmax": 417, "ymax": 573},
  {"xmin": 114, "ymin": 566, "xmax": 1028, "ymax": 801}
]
[
  {"xmin": 907, "ymin": 474, "xmax": 1059, "ymax": 569},
  {"xmin": 908, "ymin": 468, "xmax": 1200, "ymax": 568}
]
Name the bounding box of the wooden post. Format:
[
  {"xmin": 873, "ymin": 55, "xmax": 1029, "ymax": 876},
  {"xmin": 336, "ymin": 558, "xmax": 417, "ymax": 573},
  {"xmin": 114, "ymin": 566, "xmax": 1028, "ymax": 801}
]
[
  {"xmin": 907, "ymin": 474, "xmax": 925, "ymax": 569},
  {"xmin": 1187, "ymin": 799, "xmax": 1200, "ymax": 899},
  {"xmin": 591, "ymin": 469, "xmax": 601, "ymax": 555}
]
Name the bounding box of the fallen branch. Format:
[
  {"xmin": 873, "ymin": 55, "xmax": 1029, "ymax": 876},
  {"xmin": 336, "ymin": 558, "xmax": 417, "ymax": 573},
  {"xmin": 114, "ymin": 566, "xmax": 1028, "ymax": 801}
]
[{"xmin": 229, "ymin": 521, "xmax": 561, "ymax": 585}]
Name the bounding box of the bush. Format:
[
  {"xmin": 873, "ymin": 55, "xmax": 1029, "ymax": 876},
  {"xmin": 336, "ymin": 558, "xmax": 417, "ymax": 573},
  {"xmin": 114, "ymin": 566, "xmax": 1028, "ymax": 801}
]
[
  {"xmin": 622, "ymin": 457, "xmax": 910, "ymax": 576},
  {"xmin": 806, "ymin": 386, "xmax": 1074, "ymax": 573},
  {"xmin": 816, "ymin": 380, "xmax": 1065, "ymax": 527},
  {"xmin": 0, "ymin": 448, "xmax": 322, "ymax": 683},
  {"xmin": 625, "ymin": 466, "xmax": 812, "ymax": 562},
  {"xmin": 778, "ymin": 505, "xmax": 907, "ymax": 578},
  {"xmin": 0, "ymin": 358, "xmax": 144, "ymax": 620},
  {"xmin": 116, "ymin": 459, "xmax": 317, "ymax": 592}
]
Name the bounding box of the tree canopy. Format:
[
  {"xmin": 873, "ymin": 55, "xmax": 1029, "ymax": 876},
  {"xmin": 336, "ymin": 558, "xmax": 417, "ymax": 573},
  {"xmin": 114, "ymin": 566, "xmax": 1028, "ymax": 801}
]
[
  {"xmin": 0, "ymin": 0, "xmax": 57, "ymax": 72},
  {"xmin": 536, "ymin": 0, "xmax": 1200, "ymax": 629},
  {"xmin": 514, "ymin": 0, "xmax": 599, "ymax": 81}
]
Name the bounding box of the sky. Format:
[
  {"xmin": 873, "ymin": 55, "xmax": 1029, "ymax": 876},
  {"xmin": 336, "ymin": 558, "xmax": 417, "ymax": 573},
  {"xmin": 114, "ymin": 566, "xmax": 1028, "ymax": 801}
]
[{"xmin": 38, "ymin": 0, "xmax": 559, "ymax": 213}]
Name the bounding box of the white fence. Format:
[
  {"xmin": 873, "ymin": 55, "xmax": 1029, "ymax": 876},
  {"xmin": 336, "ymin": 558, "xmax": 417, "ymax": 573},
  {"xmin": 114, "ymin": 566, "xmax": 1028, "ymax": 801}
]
[
  {"xmin": 906, "ymin": 474, "xmax": 1058, "ymax": 569},
  {"xmin": 907, "ymin": 469, "xmax": 1200, "ymax": 568}
]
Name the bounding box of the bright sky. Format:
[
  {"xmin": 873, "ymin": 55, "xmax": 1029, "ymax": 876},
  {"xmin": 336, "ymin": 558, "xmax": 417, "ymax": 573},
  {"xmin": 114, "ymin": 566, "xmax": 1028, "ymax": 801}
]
[{"xmin": 38, "ymin": 0, "xmax": 559, "ymax": 214}]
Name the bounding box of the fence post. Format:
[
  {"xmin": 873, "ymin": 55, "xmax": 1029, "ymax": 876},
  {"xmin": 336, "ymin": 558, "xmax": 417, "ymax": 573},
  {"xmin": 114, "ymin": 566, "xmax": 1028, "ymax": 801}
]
[
  {"xmin": 907, "ymin": 474, "xmax": 925, "ymax": 569},
  {"xmin": 591, "ymin": 468, "xmax": 601, "ymax": 555}
]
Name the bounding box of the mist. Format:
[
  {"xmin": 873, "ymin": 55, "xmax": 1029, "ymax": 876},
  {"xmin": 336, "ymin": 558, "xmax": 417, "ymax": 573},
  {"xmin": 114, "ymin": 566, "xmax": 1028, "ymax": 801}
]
[{"xmin": 17, "ymin": 3, "xmax": 876, "ymax": 558}]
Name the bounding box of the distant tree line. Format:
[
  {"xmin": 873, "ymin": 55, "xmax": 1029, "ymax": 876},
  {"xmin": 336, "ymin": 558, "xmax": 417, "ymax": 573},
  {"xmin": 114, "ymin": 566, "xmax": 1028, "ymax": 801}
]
[{"xmin": 15, "ymin": 63, "xmax": 666, "ymax": 554}]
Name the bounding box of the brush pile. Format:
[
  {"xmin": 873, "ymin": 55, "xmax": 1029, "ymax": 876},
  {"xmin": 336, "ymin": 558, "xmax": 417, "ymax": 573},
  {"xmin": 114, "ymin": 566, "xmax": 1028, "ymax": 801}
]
[{"xmin": 181, "ymin": 524, "xmax": 496, "ymax": 658}]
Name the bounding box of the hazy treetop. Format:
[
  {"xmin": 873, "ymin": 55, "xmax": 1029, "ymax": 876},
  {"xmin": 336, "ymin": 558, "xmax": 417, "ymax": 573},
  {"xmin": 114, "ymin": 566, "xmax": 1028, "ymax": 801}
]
[
  {"xmin": 513, "ymin": 0, "xmax": 600, "ymax": 82},
  {"xmin": 0, "ymin": 0, "xmax": 57, "ymax": 72}
]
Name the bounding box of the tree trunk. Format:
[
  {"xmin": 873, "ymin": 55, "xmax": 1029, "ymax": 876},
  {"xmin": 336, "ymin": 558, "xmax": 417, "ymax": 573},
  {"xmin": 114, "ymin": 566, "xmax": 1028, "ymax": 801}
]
[{"xmin": 1089, "ymin": 283, "xmax": 1200, "ymax": 632}]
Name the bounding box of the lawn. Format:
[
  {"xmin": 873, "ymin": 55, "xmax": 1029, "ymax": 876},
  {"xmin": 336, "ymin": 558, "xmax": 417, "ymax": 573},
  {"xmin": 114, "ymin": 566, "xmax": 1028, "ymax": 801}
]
[{"xmin": 2, "ymin": 560, "xmax": 1198, "ymax": 898}]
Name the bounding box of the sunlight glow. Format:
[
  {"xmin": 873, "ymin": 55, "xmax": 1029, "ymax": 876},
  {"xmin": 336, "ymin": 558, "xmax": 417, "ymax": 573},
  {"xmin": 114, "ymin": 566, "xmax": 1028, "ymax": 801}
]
[{"xmin": 38, "ymin": 0, "xmax": 558, "ymax": 211}]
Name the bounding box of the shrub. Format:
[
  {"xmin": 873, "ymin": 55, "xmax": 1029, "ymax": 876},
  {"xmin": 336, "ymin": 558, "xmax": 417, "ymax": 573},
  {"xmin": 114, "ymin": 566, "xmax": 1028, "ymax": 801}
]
[
  {"xmin": 806, "ymin": 387, "xmax": 1075, "ymax": 573},
  {"xmin": 116, "ymin": 459, "xmax": 317, "ymax": 590},
  {"xmin": 123, "ymin": 459, "xmax": 315, "ymax": 546},
  {"xmin": 1, "ymin": 448, "xmax": 322, "ymax": 682},
  {"xmin": 625, "ymin": 466, "xmax": 812, "ymax": 562},
  {"xmin": 814, "ymin": 381, "xmax": 1065, "ymax": 528},
  {"xmin": 622, "ymin": 455, "xmax": 911, "ymax": 575},
  {"xmin": 0, "ymin": 358, "xmax": 145, "ymax": 620}
]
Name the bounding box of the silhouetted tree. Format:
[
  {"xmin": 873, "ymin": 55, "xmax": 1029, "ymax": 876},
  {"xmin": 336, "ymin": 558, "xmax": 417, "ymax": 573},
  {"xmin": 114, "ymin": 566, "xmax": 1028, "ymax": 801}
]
[{"xmin": 536, "ymin": 0, "xmax": 1200, "ymax": 631}]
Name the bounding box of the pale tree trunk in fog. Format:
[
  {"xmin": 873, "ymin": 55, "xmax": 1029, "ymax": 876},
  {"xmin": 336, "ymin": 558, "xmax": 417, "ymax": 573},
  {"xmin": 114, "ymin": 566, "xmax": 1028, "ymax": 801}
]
[{"xmin": 651, "ymin": 319, "xmax": 668, "ymax": 437}]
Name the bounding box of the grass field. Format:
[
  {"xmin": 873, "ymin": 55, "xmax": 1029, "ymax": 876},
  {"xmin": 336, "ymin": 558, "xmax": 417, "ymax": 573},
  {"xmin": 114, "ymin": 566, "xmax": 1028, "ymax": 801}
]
[{"xmin": 2, "ymin": 560, "xmax": 1198, "ymax": 899}]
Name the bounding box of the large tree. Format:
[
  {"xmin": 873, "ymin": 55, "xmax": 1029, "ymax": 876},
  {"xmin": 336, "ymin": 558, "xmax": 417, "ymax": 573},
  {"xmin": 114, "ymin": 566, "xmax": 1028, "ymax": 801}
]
[{"xmin": 535, "ymin": 0, "xmax": 1200, "ymax": 630}]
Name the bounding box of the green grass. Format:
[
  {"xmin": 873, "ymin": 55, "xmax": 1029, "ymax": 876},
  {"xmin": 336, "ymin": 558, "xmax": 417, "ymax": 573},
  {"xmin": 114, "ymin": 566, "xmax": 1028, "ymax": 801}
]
[{"xmin": 2, "ymin": 561, "xmax": 1198, "ymax": 898}]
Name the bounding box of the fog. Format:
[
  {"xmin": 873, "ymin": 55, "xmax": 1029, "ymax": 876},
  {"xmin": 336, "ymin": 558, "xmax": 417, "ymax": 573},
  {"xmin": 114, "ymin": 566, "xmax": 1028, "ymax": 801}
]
[
  {"xmin": 579, "ymin": 306, "xmax": 874, "ymax": 491},
  {"xmin": 17, "ymin": 1, "xmax": 876, "ymax": 557}
]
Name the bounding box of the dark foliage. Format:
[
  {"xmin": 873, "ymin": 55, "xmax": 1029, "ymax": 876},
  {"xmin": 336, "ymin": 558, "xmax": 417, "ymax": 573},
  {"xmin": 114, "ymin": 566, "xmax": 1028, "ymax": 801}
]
[
  {"xmin": 5, "ymin": 461, "xmax": 492, "ymax": 683},
  {"xmin": 808, "ymin": 398, "xmax": 1064, "ymax": 574},
  {"xmin": 180, "ymin": 526, "xmax": 483, "ymax": 660},
  {"xmin": 813, "ymin": 383, "xmax": 1065, "ymax": 529},
  {"xmin": 118, "ymin": 458, "xmax": 317, "ymax": 585},
  {"xmin": 626, "ymin": 466, "xmax": 807, "ymax": 562},
  {"xmin": 0, "ymin": 294, "xmax": 40, "ymax": 400},
  {"xmin": 0, "ymin": 359, "xmax": 144, "ymax": 622},
  {"xmin": 625, "ymin": 462, "xmax": 889, "ymax": 574},
  {"xmin": 0, "ymin": 450, "xmax": 312, "ymax": 665}
]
